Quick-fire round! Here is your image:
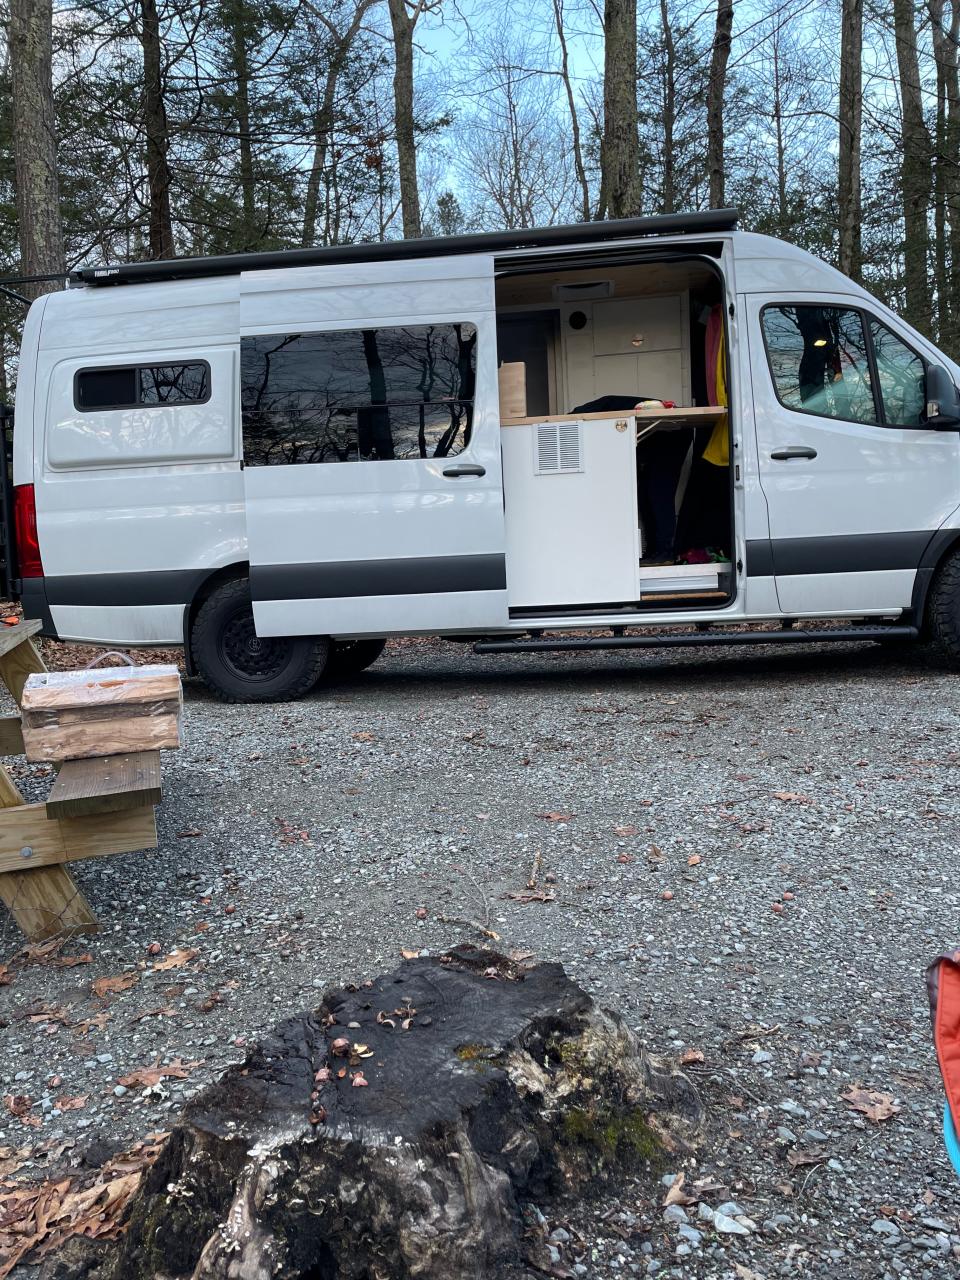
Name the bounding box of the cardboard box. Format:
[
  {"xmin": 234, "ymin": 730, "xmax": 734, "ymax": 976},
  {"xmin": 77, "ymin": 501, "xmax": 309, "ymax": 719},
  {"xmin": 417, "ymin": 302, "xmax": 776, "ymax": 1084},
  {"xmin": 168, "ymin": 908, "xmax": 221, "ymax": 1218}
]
[
  {"xmin": 21, "ymin": 664, "xmax": 183, "ymax": 762},
  {"xmin": 498, "ymin": 362, "xmax": 527, "ymax": 419}
]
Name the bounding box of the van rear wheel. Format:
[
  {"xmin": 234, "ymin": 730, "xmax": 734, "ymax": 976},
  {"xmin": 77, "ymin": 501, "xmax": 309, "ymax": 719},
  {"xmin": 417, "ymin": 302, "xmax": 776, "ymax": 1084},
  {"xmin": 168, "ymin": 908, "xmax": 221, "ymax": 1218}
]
[
  {"xmin": 191, "ymin": 578, "xmax": 329, "ymax": 703},
  {"xmin": 323, "ymin": 638, "xmax": 386, "ymax": 681}
]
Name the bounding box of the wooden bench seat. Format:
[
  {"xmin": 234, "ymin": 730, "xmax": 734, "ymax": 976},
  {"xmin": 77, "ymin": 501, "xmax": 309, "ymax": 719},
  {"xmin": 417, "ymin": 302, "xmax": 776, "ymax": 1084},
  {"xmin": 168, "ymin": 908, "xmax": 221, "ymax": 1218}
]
[{"xmin": 45, "ymin": 751, "xmax": 162, "ymax": 820}]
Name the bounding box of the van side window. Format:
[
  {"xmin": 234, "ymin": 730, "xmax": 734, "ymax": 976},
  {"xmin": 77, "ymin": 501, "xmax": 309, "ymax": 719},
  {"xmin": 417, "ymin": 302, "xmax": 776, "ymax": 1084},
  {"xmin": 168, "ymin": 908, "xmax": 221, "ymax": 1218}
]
[
  {"xmin": 75, "ymin": 362, "xmax": 209, "ymax": 411},
  {"xmin": 240, "ymin": 324, "xmax": 477, "ymax": 466},
  {"xmin": 869, "ymin": 320, "xmax": 925, "ymax": 426},
  {"xmin": 761, "ymin": 305, "xmax": 877, "ymax": 425}
]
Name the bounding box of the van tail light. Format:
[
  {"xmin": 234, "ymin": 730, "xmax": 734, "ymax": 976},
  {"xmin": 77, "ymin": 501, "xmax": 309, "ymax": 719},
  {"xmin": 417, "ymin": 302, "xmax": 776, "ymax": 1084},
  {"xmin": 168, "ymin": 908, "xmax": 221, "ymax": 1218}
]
[{"xmin": 13, "ymin": 484, "xmax": 43, "ymax": 579}]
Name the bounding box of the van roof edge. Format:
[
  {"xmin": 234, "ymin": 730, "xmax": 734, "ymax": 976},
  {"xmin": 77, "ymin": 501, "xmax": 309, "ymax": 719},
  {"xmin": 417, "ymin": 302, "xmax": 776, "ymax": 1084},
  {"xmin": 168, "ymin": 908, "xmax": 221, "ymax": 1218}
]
[{"xmin": 69, "ymin": 209, "xmax": 739, "ymax": 289}]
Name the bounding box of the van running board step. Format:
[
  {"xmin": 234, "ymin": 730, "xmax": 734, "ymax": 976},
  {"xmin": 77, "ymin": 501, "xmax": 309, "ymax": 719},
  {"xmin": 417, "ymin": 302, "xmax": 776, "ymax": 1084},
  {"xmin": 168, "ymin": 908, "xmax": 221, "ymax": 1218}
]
[{"xmin": 473, "ymin": 625, "xmax": 919, "ymax": 655}]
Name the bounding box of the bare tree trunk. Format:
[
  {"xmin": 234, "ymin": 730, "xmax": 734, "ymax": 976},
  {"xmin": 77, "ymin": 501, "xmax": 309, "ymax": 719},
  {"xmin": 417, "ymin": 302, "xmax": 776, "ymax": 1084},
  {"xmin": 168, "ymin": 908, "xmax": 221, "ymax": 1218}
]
[
  {"xmin": 838, "ymin": 0, "xmax": 863, "ymax": 281},
  {"xmin": 223, "ymin": 0, "xmax": 256, "ymax": 249},
  {"xmin": 9, "ymin": 0, "xmax": 65, "ymax": 298},
  {"xmin": 771, "ymin": 31, "xmax": 789, "ymax": 232},
  {"xmin": 387, "ymin": 0, "xmax": 422, "ymax": 239},
  {"xmin": 140, "ymin": 0, "xmax": 174, "ymax": 259},
  {"xmin": 659, "ymin": 0, "xmax": 676, "ymax": 214},
  {"xmin": 598, "ymin": 0, "xmax": 641, "ymax": 219},
  {"xmin": 930, "ymin": 0, "xmax": 960, "ymax": 355},
  {"xmin": 706, "ymin": 0, "xmax": 733, "ymax": 209},
  {"xmin": 553, "ymin": 0, "xmax": 590, "ymax": 221},
  {"xmin": 894, "ymin": 0, "xmax": 933, "ymax": 336},
  {"xmin": 301, "ymin": 0, "xmax": 375, "ymax": 247},
  {"xmin": 302, "ymin": 71, "xmax": 338, "ymax": 248}
]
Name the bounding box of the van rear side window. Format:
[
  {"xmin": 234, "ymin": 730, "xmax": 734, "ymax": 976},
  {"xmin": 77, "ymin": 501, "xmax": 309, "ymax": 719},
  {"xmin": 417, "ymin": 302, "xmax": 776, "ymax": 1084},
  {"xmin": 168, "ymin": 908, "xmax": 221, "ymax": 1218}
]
[
  {"xmin": 75, "ymin": 362, "xmax": 210, "ymax": 411},
  {"xmin": 240, "ymin": 324, "xmax": 477, "ymax": 466}
]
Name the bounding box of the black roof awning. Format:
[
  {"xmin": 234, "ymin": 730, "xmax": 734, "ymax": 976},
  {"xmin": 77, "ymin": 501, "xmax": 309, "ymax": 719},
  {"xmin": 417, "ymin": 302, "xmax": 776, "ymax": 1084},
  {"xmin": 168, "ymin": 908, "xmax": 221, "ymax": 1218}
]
[{"xmin": 69, "ymin": 209, "xmax": 739, "ymax": 288}]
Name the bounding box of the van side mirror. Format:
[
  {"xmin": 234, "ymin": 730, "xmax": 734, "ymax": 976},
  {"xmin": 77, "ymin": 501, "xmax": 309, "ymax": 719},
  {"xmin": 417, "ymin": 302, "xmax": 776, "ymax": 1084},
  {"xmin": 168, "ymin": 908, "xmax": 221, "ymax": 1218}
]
[{"xmin": 924, "ymin": 363, "xmax": 960, "ymax": 429}]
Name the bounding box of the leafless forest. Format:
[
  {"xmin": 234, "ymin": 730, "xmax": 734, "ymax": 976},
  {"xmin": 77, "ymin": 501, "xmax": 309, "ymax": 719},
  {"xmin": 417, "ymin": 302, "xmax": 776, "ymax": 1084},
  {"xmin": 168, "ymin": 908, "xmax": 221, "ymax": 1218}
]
[{"xmin": 2, "ymin": 0, "xmax": 959, "ymax": 381}]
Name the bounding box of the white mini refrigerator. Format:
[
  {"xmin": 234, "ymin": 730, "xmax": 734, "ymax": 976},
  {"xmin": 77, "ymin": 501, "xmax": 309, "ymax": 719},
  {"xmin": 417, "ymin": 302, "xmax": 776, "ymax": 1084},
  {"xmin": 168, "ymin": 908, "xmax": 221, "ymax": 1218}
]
[{"xmin": 500, "ymin": 416, "xmax": 641, "ymax": 609}]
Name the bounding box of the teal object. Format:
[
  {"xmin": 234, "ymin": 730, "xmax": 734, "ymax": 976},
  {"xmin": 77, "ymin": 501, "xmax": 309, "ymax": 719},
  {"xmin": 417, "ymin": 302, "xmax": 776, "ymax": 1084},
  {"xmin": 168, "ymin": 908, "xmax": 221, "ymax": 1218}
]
[{"xmin": 945, "ymin": 1102, "xmax": 960, "ymax": 1178}]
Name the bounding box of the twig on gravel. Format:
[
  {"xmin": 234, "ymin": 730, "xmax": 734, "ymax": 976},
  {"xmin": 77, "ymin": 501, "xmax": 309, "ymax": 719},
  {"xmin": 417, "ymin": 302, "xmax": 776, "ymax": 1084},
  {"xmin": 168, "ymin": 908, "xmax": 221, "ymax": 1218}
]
[
  {"xmin": 527, "ymin": 849, "xmax": 543, "ymax": 890},
  {"xmin": 435, "ymin": 913, "xmax": 500, "ymax": 942},
  {"xmin": 460, "ymin": 868, "xmax": 493, "ymax": 930}
]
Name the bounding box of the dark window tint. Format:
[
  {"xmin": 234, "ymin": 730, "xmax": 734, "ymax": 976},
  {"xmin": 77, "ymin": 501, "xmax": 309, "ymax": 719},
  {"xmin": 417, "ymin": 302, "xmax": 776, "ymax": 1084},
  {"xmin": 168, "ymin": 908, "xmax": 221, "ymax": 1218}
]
[
  {"xmin": 869, "ymin": 320, "xmax": 925, "ymax": 426},
  {"xmin": 761, "ymin": 305, "xmax": 877, "ymax": 424},
  {"xmin": 138, "ymin": 364, "xmax": 209, "ymax": 404},
  {"xmin": 240, "ymin": 324, "xmax": 477, "ymax": 466},
  {"xmin": 75, "ymin": 362, "xmax": 209, "ymax": 410}
]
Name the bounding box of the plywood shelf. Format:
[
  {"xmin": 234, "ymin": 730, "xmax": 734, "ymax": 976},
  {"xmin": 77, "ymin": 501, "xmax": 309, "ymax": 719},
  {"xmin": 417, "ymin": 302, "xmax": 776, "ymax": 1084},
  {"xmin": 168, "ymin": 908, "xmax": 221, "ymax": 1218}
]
[{"xmin": 501, "ymin": 406, "xmax": 728, "ymax": 427}]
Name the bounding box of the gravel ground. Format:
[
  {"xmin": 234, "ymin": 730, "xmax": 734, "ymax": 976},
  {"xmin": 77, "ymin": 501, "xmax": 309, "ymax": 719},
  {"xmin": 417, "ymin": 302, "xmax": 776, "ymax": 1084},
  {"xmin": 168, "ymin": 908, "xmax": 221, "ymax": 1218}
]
[{"xmin": 2, "ymin": 636, "xmax": 960, "ymax": 1279}]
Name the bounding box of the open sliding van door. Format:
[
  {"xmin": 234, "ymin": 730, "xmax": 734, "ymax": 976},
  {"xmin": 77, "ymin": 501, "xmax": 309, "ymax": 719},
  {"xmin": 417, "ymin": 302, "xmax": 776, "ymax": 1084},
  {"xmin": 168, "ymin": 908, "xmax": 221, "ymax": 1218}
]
[{"xmin": 239, "ymin": 255, "xmax": 507, "ymax": 638}]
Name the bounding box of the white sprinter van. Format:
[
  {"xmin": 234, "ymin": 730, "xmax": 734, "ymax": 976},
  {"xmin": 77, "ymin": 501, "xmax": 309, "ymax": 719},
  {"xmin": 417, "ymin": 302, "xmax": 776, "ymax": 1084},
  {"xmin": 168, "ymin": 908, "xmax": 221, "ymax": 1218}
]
[{"xmin": 7, "ymin": 208, "xmax": 960, "ymax": 702}]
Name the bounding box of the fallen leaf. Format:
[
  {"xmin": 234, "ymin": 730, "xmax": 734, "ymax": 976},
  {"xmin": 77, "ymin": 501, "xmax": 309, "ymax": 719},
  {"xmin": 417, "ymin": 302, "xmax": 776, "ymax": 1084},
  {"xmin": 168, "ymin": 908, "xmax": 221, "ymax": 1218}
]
[
  {"xmin": 687, "ymin": 854, "xmax": 702, "ymax": 866},
  {"xmin": 536, "ymin": 811, "xmax": 574, "ymax": 822},
  {"xmin": 54, "ymin": 1096, "xmax": 88, "ymax": 1112},
  {"xmin": 841, "ymin": 1085, "xmax": 901, "ymax": 1123},
  {"xmin": 786, "ymin": 1146, "xmax": 825, "ymax": 1169},
  {"xmin": 0, "ymin": 964, "xmax": 11, "ymax": 986},
  {"xmin": 503, "ymin": 888, "xmax": 556, "ymax": 903},
  {"xmin": 663, "ymin": 1172, "xmax": 695, "ymax": 1206},
  {"xmin": 75, "ymin": 1012, "xmax": 111, "ymax": 1036},
  {"xmin": 351, "ymin": 1072, "xmax": 369, "ymax": 1087},
  {"xmin": 130, "ymin": 1007, "xmax": 176, "ymax": 1024},
  {"xmin": 175, "ymin": 827, "xmax": 202, "ymax": 838},
  {"xmin": 151, "ymin": 948, "xmax": 198, "ymax": 972},
  {"xmin": 352, "ymin": 731, "xmax": 375, "ymax": 742},
  {"xmin": 3, "ymin": 1095, "xmax": 41, "ymax": 1129},
  {"xmin": 616, "ymin": 853, "xmax": 635, "ymax": 864},
  {"xmin": 91, "ymin": 973, "xmax": 139, "ymax": 999},
  {"xmin": 772, "ymin": 792, "xmax": 812, "ymax": 804},
  {"xmin": 613, "ymin": 824, "xmax": 639, "ymax": 837},
  {"xmin": 680, "ymin": 1048, "xmax": 705, "ymax": 1065},
  {"xmin": 116, "ymin": 1059, "xmax": 200, "ymax": 1089},
  {"xmin": 27, "ymin": 1004, "xmax": 73, "ymax": 1027},
  {"xmin": 400, "ymin": 949, "xmax": 420, "ymax": 960}
]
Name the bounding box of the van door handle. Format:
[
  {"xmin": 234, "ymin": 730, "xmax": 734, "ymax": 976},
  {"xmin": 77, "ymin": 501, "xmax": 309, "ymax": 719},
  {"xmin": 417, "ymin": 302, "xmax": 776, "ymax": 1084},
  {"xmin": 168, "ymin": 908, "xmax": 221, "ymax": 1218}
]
[
  {"xmin": 770, "ymin": 446, "xmax": 818, "ymax": 461},
  {"xmin": 442, "ymin": 464, "xmax": 486, "ymax": 477}
]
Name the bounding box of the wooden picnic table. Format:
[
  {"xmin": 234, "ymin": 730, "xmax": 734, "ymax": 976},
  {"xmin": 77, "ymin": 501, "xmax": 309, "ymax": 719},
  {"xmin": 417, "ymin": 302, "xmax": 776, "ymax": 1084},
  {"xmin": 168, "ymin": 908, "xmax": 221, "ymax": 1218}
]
[{"xmin": 0, "ymin": 620, "xmax": 160, "ymax": 941}]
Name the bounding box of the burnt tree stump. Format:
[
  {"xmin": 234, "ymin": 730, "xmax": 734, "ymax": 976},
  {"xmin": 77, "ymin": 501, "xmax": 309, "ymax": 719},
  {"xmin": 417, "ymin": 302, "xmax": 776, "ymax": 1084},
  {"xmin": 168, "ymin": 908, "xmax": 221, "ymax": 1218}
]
[{"xmin": 99, "ymin": 947, "xmax": 704, "ymax": 1280}]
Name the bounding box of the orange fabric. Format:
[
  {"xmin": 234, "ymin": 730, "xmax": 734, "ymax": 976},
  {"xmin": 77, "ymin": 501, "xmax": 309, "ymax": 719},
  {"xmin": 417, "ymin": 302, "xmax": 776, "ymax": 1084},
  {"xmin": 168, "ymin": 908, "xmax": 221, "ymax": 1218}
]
[{"xmin": 933, "ymin": 952, "xmax": 960, "ymax": 1134}]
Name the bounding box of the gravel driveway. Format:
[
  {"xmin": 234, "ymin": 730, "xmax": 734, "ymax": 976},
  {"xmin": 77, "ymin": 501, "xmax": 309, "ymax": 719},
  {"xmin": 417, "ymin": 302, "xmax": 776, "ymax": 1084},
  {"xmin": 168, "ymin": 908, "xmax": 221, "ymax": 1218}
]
[{"xmin": 2, "ymin": 637, "xmax": 959, "ymax": 1279}]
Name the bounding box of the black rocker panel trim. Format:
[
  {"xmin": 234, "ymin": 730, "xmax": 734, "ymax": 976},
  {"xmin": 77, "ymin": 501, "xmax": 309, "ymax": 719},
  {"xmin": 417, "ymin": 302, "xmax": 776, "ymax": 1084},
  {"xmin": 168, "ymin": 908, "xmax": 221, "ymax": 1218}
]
[
  {"xmin": 44, "ymin": 568, "xmax": 210, "ymax": 608},
  {"xmin": 746, "ymin": 531, "xmax": 936, "ymax": 578},
  {"xmin": 39, "ymin": 555, "xmax": 507, "ymax": 610},
  {"xmin": 249, "ymin": 554, "xmax": 507, "ymax": 601}
]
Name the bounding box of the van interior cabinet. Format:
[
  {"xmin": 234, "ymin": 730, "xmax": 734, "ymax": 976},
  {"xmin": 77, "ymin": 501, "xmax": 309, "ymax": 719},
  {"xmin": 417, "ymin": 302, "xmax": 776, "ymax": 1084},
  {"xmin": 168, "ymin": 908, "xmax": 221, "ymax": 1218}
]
[{"xmin": 501, "ymin": 415, "xmax": 640, "ymax": 609}]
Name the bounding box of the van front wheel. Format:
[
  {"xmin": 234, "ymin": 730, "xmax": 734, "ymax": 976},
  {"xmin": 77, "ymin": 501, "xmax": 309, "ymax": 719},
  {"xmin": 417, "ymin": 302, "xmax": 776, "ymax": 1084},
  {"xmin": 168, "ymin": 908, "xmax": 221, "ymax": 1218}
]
[
  {"xmin": 191, "ymin": 579, "xmax": 329, "ymax": 703},
  {"xmin": 928, "ymin": 549, "xmax": 960, "ymax": 663}
]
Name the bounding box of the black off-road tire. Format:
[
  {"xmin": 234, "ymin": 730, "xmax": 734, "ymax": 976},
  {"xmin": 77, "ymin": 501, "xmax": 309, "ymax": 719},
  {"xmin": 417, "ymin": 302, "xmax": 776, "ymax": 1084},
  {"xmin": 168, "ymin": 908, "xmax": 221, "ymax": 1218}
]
[
  {"xmin": 927, "ymin": 549, "xmax": 960, "ymax": 662},
  {"xmin": 191, "ymin": 578, "xmax": 329, "ymax": 703},
  {"xmin": 322, "ymin": 638, "xmax": 387, "ymax": 681}
]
